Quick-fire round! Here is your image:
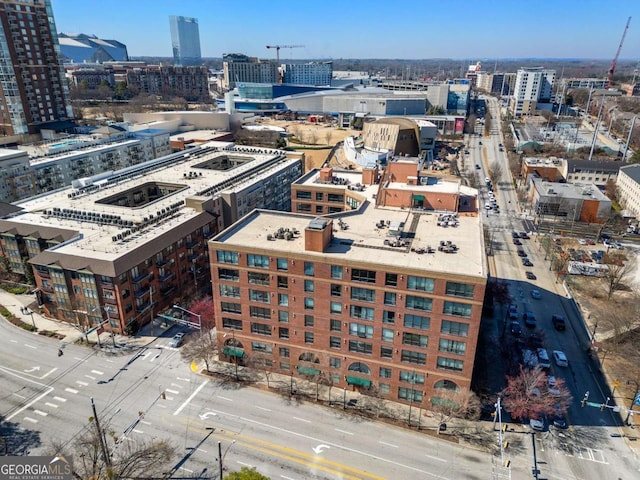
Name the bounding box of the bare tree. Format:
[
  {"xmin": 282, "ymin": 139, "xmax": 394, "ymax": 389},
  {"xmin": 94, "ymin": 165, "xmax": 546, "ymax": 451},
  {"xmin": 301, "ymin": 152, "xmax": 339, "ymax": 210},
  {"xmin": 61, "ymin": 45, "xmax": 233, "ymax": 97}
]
[
  {"xmin": 307, "ymin": 129, "xmax": 318, "ymax": 145},
  {"xmin": 488, "ymin": 162, "xmax": 504, "ymax": 185},
  {"xmin": 601, "ymin": 253, "xmax": 636, "ymax": 299},
  {"xmin": 288, "ymin": 125, "xmax": 300, "ymax": 139},
  {"xmin": 430, "ymin": 387, "xmax": 481, "ymax": 432},
  {"xmin": 181, "ymin": 330, "xmax": 217, "ymax": 372},
  {"xmin": 597, "ymin": 298, "xmax": 640, "ymax": 345},
  {"xmin": 501, "ymin": 366, "xmax": 572, "ymax": 421},
  {"xmin": 324, "ymin": 129, "xmax": 333, "ymax": 145}
]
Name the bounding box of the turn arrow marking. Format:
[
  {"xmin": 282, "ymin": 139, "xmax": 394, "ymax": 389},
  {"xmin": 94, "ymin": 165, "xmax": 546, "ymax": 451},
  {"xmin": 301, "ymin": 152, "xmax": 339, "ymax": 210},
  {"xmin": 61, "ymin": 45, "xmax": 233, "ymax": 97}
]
[
  {"xmin": 312, "ymin": 444, "xmax": 330, "ymax": 454},
  {"xmin": 24, "ymin": 366, "xmax": 41, "ymax": 373},
  {"xmin": 198, "ymin": 411, "xmax": 217, "ymax": 420}
]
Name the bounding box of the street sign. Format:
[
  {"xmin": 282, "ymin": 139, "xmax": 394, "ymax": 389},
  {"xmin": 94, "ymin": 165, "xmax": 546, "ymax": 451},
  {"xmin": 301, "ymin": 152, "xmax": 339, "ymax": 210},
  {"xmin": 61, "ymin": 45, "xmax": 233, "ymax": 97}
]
[
  {"xmin": 586, "ymin": 401, "xmax": 602, "ymax": 408},
  {"xmin": 96, "ymin": 326, "xmax": 105, "ymax": 335}
]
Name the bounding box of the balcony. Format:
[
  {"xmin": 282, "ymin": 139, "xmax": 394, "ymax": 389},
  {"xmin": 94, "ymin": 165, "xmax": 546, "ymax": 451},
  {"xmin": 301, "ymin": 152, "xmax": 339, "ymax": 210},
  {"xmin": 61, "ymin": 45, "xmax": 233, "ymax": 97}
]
[
  {"xmin": 186, "ymin": 239, "xmax": 200, "ymax": 249},
  {"xmin": 156, "ymin": 258, "xmax": 168, "ymax": 267},
  {"xmin": 160, "ymin": 285, "xmax": 176, "ymax": 296},
  {"xmin": 131, "ymin": 271, "xmax": 148, "ymax": 284},
  {"xmin": 134, "ymin": 287, "xmax": 150, "ymax": 299},
  {"xmin": 158, "ymin": 270, "xmax": 174, "ymax": 282}
]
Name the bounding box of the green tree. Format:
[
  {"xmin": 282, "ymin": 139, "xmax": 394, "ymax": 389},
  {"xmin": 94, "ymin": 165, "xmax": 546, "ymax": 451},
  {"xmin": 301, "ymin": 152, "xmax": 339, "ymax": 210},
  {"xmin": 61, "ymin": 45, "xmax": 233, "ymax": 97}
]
[
  {"xmin": 21, "ymin": 257, "xmax": 35, "ymax": 286},
  {"xmin": 224, "ymin": 466, "xmax": 271, "ymax": 480}
]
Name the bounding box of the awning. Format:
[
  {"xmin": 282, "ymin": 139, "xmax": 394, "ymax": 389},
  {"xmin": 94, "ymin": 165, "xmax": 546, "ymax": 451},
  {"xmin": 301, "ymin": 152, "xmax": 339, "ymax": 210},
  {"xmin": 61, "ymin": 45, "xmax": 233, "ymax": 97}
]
[
  {"xmin": 346, "ymin": 376, "xmax": 372, "ymax": 388},
  {"xmin": 413, "ymin": 194, "xmax": 425, "ymax": 201},
  {"xmin": 223, "ymin": 347, "xmax": 245, "ymax": 358},
  {"xmin": 297, "ymin": 366, "xmax": 320, "ymax": 376}
]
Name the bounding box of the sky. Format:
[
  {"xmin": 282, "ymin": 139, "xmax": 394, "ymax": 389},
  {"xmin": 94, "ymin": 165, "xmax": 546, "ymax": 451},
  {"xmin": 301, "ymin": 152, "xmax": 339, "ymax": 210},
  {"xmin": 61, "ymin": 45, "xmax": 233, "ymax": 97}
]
[{"xmin": 51, "ymin": 0, "xmax": 640, "ymax": 60}]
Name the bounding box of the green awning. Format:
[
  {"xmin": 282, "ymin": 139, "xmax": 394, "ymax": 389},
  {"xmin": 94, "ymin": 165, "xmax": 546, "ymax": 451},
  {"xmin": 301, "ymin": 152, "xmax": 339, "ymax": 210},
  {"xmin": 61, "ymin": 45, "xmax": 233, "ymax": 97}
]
[
  {"xmin": 413, "ymin": 194, "xmax": 425, "ymax": 201},
  {"xmin": 346, "ymin": 376, "xmax": 372, "ymax": 388},
  {"xmin": 297, "ymin": 366, "xmax": 320, "ymax": 376},
  {"xmin": 223, "ymin": 347, "xmax": 245, "ymax": 358}
]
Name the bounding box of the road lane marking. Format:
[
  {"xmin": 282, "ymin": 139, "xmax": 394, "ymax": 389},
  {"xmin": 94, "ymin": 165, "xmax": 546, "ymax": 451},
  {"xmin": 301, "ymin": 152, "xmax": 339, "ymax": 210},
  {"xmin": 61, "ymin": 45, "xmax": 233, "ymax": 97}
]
[
  {"xmin": 237, "ymin": 461, "xmax": 252, "ymax": 467},
  {"xmin": 173, "ymin": 379, "xmax": 209, "ymax": 416},
  {"xmin": 23, "ymin": 417, "xmax": 37, "ymax": 423},
  {"xmin": 41, "ymin": 367, "xmax": 58, "ymax": 379},
  {"xmin": 65, "ymin": 388, "xmax": 78, "ymax": 394},
  {"xmin": 13, "ymin": 393, "xmax": 25, "ymax": 399},
  {"xmin": 76, "ymin": 380, "xmax": 88, "ymax": 386},
  {"xmin": 53, "ymin": 396, "xmax": 66, "ymax": 402},
  {"xmin": 256, "ymin": 406, "xmax": 272, "ymax": 412},
  {"xmin": 33, "ymin": 410, "xmax": 47, "ymax": 417},
  {"xmin": 335, "ymin": 428, "xmax": 353, "ymax": 435},
  {"xmin": 45, "ymin": 402, "xmax": 58, "ymax": 408},
  {"xmin": 141, "ymin": 420, "xmax": 151, "ymax": 425},
  {"xmin": 84, "ymin": 375, "xmax": 96, "ymax": 380},
  {"xmin": 378, "ymin": 441, "xmax": 399, "ymax": 448},
  {"xmin": 425, "ymin": 454, "xmax": 448, "ymax": 463},
  {"xmin": 179, "ymin": 467, "xmax": 193, "ymax": 473},
  {"xmin": 196, "ymin": 448, "xmax": 207, "ymax": 453},
  {"xmin": 91, "ymin": 370, "xmax": 104, "ymax": 375},
  {"xmin": 293, "ymin": 417, "xmax": 311, "ymax": 423},
  {"xmin": 24, "ymin": 344, "xmax": 37, "ymax": 349},
  {"xmin": 10, "ymin": 339, "xmax": 17, "ymax": 343},
  {"xmin": 176, "ymin": 377, "xmax": 190, "ymax": 382},
  {"xmin": 73, "ymin": 357, "xmax": 86, "ymax": 361},
  {"xmin": 165, "ymin": 396, "xmax": 174, "ymax": 401},
  {"xmin": 171, "ymin": 382, "xmax": 182, "ymax": 387},
  {"xmin": 166, "ymin": 389, "xmax": 179, "ymax": 394},
  {"xmin": 132, "ymin": 429, "xmax": 144, "ymax": 434},
  {"xmin": 217, "ymin": 395, "xmax": 232, "ymax": 402},
  {"xmin": 281, "ymin": 476, "xmax": 296, "ymax": 480}
]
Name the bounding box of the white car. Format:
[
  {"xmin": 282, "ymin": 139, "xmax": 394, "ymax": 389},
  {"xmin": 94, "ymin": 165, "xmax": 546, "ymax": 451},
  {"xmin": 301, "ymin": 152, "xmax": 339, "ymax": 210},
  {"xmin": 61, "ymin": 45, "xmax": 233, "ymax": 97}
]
[
  {"xmin": 485, "ymin": 203, "xmax": 492, "ymax": 210},
  {"xmin": 578, "ymin": 239, "xmax": 587, "ymax": 245},
  {"xmin": 530, "ymin": 289, "xmax": 541, "ymax": 299},
  {"xmin": 530, "ymin": 417, "xmax": 545, "ymax": 431},
  {"xmin": 553, "ymin": 350, "xmax": 568, "ymax": 367},
  {"xmin": 548, "ymin": 376, "xmax": 560, "ymax": 395}
]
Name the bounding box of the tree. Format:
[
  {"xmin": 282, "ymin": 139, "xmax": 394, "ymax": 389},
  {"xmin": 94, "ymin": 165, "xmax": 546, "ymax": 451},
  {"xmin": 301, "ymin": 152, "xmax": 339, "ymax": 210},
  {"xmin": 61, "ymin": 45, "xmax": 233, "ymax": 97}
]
[
  {"xmin": 188, "ymin": 296, "xmax": 216, "ymax": 337},
  {"xmin": 307, "ymin": 129, "xmax": 318, "ymax": 145},
  {"xmin": 430, "ymin": 387, "xmax": 481, "ymax": 431},
  {"xmin": 601, "ymin": 253, "xmax": 635, "ymax": 299},
  {"xmin": 487, "ymin": 162, "xmax": 504, "ymax": 185},
  {"xmin": 181, "ymin": 329, "xmax": 217, "ymax": 372},
  {"xmin": 224, "ymin": 466, "xmax": 271, "ymax": 480},
  {"xmin": 501, "ymin": 366, "xmax": 572, "ymax": 421},
  {"xmin": 596, "ymin": 298, "xmax": 640, "ymax": 347},
  {"xmin": 324, "ymin": 129, "xmax": 333, "ymax": 145}
]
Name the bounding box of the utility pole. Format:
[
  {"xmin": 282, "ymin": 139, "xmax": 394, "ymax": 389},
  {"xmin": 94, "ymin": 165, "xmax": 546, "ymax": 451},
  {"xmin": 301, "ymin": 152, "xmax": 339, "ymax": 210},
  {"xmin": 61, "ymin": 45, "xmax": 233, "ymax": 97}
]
[
  {"xmin": 218, "ymin": 441, "xmax": 223, "ymax": 480},
  {"xmin": 90, "ymin": 397, "xmax": 111, "ymax": 470}
]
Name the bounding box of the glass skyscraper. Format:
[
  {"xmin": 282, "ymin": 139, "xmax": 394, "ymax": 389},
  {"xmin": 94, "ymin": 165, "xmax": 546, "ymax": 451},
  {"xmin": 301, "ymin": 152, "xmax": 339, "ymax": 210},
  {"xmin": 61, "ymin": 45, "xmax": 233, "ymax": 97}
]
[{"xmin": 169, "ymin": 15, "xmax": 202, "ymax": 66}]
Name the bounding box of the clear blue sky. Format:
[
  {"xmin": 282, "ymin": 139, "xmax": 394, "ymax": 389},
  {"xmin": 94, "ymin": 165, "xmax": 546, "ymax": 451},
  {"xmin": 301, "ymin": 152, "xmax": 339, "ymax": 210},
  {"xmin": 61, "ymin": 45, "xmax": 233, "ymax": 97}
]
[{"xmin": 52, "ymin": 0, "xmax": 640, "ymax": 60}]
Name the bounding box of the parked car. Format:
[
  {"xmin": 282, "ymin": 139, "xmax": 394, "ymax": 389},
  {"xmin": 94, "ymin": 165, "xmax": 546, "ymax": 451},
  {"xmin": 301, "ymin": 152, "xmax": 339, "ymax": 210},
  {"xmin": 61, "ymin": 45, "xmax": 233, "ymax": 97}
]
[
  {"xmin": 552, "ymin": 315, "xmax": 566, "ymax": 331},
  {"xmin": 169, "ymin": 333, "xmax": 185, "ymax": 348},
  {"xmin": 512, "ymin": 231, "xmax": 520, "ymax": 239},
  {"xmin": 474, "ymin": 163, "xmax": 480, "ymax": 169},
  {"xmin": 526, "ymin": 271, "xmax": 536, "ymax": 280},
  {"xmin": 508, "ymin": 304, "xmax": 518, "ymax": 320},
  {"xmin": 553, "ymin": 415, "xmax": 568, "ymax": 429},
  {"xmin": 522, "ymin": 258, "xmax": 534, "ymax": 267},
  {"xmin": 517, "ymin": 249, "xmax": 527, "ymax": 257},
  {"xmin": 537, "ymin": 349, "xmax": 551, "ymax": 369},
  {"xmin": 510, "ymin": 321, "xmax": 522, "ymax": 336},
  {"xmin": 530, "ymin": 289, "xmax": 541, "ymax": 299},
  {"xmin": 513, "ymin": 238, "xmax": 522, "ymax": 246},
  {"xmin": 578, "ymin": 239, "xmax": 587, "ymax": 245},
  {"xmin": 553, "ymin": 350, "xmax": 568, "ymax": 367},
  {"xmin": 530, "ymin": 417, "xmax": 545, "ymax": 431},
  {"xmin": 523, "ymin": 311, "xmax": 536, "ymax": 328},
  {"xmin": 519, "ymin": 232, "xmax": 530, "ymax": 239}
]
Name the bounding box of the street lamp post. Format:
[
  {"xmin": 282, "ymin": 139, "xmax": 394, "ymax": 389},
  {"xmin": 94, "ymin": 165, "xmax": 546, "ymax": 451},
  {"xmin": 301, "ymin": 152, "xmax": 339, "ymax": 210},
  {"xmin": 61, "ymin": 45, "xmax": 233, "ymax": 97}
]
[
  {"xmin": 217, "ymin": 439, "xmax": 236, "ymax": 479},
  {"xmin": 172, "ymin": 304, "xmax": 202, "ymax": 331},
  {"xmin": 223, "ymin": 330, "xmax": 239, "ymax": 381},
  {"xmin": 105, "ymin": 306, "xmax": 116, "ymax": 347},
  {"xmin": 625, "ymin": 380, "xmax": 640, "ymax": 425},
  {"xmin": 407, "ymin": 370, "xmax": 416, "ymax": 427}
]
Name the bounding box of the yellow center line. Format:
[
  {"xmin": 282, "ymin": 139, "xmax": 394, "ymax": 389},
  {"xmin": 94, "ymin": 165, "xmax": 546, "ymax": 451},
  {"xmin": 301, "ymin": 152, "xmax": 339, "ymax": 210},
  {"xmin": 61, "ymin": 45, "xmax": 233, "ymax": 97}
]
[{"xmin": 172, "ymin": 417, "xmax": 387, "ymax": 480}]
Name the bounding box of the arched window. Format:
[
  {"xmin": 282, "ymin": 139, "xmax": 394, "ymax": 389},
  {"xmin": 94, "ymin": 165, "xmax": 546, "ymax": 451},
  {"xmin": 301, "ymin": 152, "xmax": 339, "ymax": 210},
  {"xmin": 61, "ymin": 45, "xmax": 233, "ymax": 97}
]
[
  {"xmin": 347, "ymin": 362, "xmax": 371, "ymax": 375},
  {"xmin": 298, "ymin": 352, "xmax": 320, "ymax": 363},
  {"xmin": 434, "ymin": 379, "xmax": 459, "ymax": 391}
]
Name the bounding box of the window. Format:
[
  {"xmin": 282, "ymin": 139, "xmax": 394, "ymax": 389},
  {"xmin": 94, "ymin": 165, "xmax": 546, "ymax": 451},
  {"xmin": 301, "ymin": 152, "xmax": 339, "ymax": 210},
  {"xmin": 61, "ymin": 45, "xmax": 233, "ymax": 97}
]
[
  {"xmin": 404, "ymin": 314, "xmax": 430, "ymax": 330},
  {"xmin": 441, "ymin": 320, "xmax": 469, "ymax": 337},
  {"xmin": 382, "ymin": 328, "xmax": 394, "ymax": 343},
  {"xmin": 278, "ymin": 310, "xmax": 289, "ymax": 323},
  {"xmin": 437, "ymin": 356, "xmax": 464, "ymax": 371},
  {"xmin": 249, "ymin": 289, "xmax": 270, "ymax": 303},
  {"xmin": 380, "ymin": 367, "xmax": 392, "ymax": 379},
  {"xmin": 277, "ymin": 258, "xmax": 288, "ymax": 271},
  {"xmin": 330, "ymin": 302, "xmax": 342, "ymax": 314},
  {"xmin": 351, "ymin": 268, "xmax": 376, "ymax": 284},
  {"xmin": 279, "ymin": 327, "xmax": 289, "ymax": 339},
  {"xmin": 249, "ymin": 306, "xmax": 271, "ymax": 319},
  {"xmin": 445, "ymin": 281, "xmax": 475, "ymax": 298},
  {"xmin": 385, "ymin": 273, "xmax": 398, "ymax": 287},
  {"xmin": 331, "ymin": 284, "xmax": 342, "ymax": 297},
  {"xmin": 379, "ymin": 383, "xmax": 390, "ymax": 394},
  {"xmin": 443, "ymin": 301, "xmax": 472, "ymax": 318},
  {"xmin": 330, "ymin": 336, "xmax": 341, "ymax": 349},
  {"xmin": 383, "ymin": 311, "xmax": 396, "ymax": 324},
  {"xmin": 251, "ymin": 322, "xmax": 272, "ymax": 336},
  {"xmin": 315, "ymin": 205, "xmax": 324, "ymax": 214},
  {"xmin": 218, "ymin": 268, "xmax": 239, "ymax": 281},
  {"xmin": 219, "ymin": 284, "xmax": 240, "ymax": 298},
  {"xmin": 221, "ymin": 302, "xmax": 241, "ymax": 314},
  {"xmin": 296, "ymin": 190, "xmax": 311, "ymax": 199},
  {"xmin": 279, "ymin": 347, "xmax": 290, "ymax": 357},
  {"xmin": 248, "ymin": 271, "xmax": 270, "ymax": 286},
  {"xmin": 328, "ymin": 193, "xmax": 344, "ymax": 203},
  {"xmin": 406, "ymin": 295, "xmax": 432, "ymax": 312},
  {"xmin": 330, "ymin": 319, "xmax": 341, "ymax": 332},
  {"xmin": 252, "ymin": 342, "xmax": 273, "ymax": 353},
  {"xmin": 350, "ymin": 323, "xmax": 373, "ymax": 339},
  {"xmin": 403, "ymin": 333, "xmax": 428, "ymax": 348},
  {"xmin": 384, "ymin": 292, "xmax": 396, "ymax": 306},
  {"xmin": 278, "ymin": 293, "xmax": 289, "ymax": 306},
  {"xmin": 221, "ymin": 317, "xmax": 242, "ymax": 330},
  {"xmin": 305, "ymin": 332, "xmax": 314, "ymax": 344},
  {"xmin": 304, "ymin": 262, "xmax": 314, "ymax": 276},
  {"xmin": 351, "ymin": 287, "xmax": 375, "ymax": 303},
  {"xmin": 217, "ymin": 251, "xmax": 238, "ymax": 264},
  {"xmin": 381, "ymin": 346, "xmax": 393, "ymax": 358},
  {"xmin": 399, "ymin": 387, "xmax": 423, "ymax": 403},
  {"xmin": 439, "ymin": 338, "xmax": 467, "ymax": 355},
  {"xmin": 350, "ymin": 305, "xmax": 374, "ymax": 320},
  {"xmin": 277, "ymin": 276, "xmax": 288, "ymax": 288},
  {"xmin": 331, "ymin": 265, "xmax": 343, "ymax": 279},
  {"xmin": 407, "ymin": 276, "xmax": 434, "ymax": 292},
  {"xmin": 330, "ymin": 357, "xmax": 341, "ymax": 368},
  {"xmin": 280, "ymin": 362, "xmax": 291, "ymax": 370},
  {"xmin": 247, "ymin": 254, "xmax": 269, "ymax": 269},
  {"xmin": 304, "ymin": 280, "xmax": 314, "ymax": 292},
  {"xmin": 349, "ymin": 341, "xmax": 372, "ymax": 355},
  {"xmin": 304, "ymin": 315, "xmax": 314, "ymax": 327},
  {"xmin": 399, "ymin": 371, "xmax": 425, "ymax": 385},
  {"xmin": 401, "ymin": 350, "xmax": 426, "ymax": 365},
  {"xmin": 304, "ymin": 297, "xmax": 314, "ymax": 310},
  {"xmin": 316, "ymin": 192, "xmax": 324, "ymax": 201}
]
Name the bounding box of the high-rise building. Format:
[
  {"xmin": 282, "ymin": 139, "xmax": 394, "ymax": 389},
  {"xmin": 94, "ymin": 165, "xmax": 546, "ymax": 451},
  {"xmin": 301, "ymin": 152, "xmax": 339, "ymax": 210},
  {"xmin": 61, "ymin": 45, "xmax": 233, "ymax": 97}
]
[
  {"xmin": 0, "ymin": 0, "xmax": 73, "ymax": 136},
  {"xmin": 222, "ymin": 53, "xmax": 278, "ymax": 90},
  {"xmin": 510, "ymin": 67, "xmax": 556, "ymax": 117},
  {"xmin": 282, "ymin": 62, "xmax": 333, "ymax": 86},
  {"xmin": 169, "ymin": 15, "xmax": 201, "ymax": 67}
]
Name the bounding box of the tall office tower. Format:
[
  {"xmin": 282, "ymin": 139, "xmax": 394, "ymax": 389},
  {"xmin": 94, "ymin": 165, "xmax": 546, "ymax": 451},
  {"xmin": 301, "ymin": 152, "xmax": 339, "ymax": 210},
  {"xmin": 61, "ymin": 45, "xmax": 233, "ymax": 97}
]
[
  {"xmin": 510, "ymin": 67, "xmax": 556, "ymax": 117},
  {"xmin": 169, "ymin": 15, "xmax": 201, "ymax": 66},
  {"xmin": 0, "ymin": 0, "xmax": 73, "ymax": 136}
]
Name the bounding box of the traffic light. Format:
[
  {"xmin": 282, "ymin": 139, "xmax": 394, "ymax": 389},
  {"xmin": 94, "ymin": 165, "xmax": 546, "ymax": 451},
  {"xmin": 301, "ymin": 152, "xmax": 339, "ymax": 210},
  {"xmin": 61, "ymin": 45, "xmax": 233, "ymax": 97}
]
[
  {"xmin": 600, "ymin": 403, "xmax": 606, "ymax": 412},
  {"xmin": 581, "ymin": 397, "xmax": 587, "ymax": 407}
]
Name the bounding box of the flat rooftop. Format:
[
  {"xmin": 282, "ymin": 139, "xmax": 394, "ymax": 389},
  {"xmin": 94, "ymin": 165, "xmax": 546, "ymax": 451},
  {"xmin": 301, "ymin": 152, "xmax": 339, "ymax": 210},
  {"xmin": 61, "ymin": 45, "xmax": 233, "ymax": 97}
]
[
  {"xmin": 213, "ymin": 206, "xmax": 486, "ymax": 279},
  {"xmin": 9, "ymin": 143, "xmax": 299, "ymax": 264},
  {"xmin": 533, "ymin": 178, "xmax": 610, "ymax": 201}
]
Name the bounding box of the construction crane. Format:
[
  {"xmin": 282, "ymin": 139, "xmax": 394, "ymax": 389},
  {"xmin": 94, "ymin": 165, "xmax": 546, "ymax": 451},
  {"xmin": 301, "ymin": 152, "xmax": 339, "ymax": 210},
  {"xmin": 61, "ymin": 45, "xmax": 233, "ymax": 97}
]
[
  {"xmin": 265, "ymin": 45, "xmax": 304, "ymax": 64},
  {"xmin": 606, "ymin": 16, "xmax": 631, "ymax": 89}
]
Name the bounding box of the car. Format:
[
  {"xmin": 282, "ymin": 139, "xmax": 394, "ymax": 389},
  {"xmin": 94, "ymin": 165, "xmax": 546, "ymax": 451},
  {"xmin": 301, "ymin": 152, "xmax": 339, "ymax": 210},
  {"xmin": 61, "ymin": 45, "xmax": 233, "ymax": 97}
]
[
  {"xmin": 552, "ymin": 315, "xmax": 566, "ymax": 331},
  {"xmin": 578, "ymin": 239, "xmax": 587, "ymax": 245},
  {"xmin": 508, "ymin": 304, "xmax": 518, "ymax": 320},
  {"xmin": 510, "ymin": 321, "xmax": 522, "ymax": 336},
  {"xmin": 465, "ymin": 150, "xmax": 470, "ymax": 154},
  {"xmin": 530, "ymin": 289, "xmax": 541, "ymax": 299},
  {"xmin": 553, "ymin": 350, "xmax": 568, "ymax": 367},
  {"xmin": 519, "ymin": 232, "xmax": 530, "ymax": 239},
  {"xmin": 485, "ymin": 203, "xmax": 492, "ymax": 210},
  {"xmin": 553, "ymin": 415, "xmax": 568, "ymax": 429},
  {"xmin": 522, "ymin": 258, "xmax": 534, "ymax": 267},
  {"xmin": 474, "ymin": 163, "xmax": 480, "ymax": 169},
  {"xmin": 499, "ymin": 147, "xmax": 504, "ymax": 152},
  {"xmin": 169, "ymin": 333, "xmax": 185, "ymax": 348},
  {"xmin": 537, "ymin": 349, "xmax": 551, "ymax": 369},
  {"xmin": 485, "ymin": 177, "xmax": 490, "ymax": 183},
  {"xmin": 513, "ymin": 238, "xmax": 522, "ymax": 245},
  {"xmin": 525, "ymin": 271, "xmax": 536, "ymax": 280},
  {"xmin": 517, "ymin": 249, "xmax": 527, "ymax": 257},
  {"xmin": 512, "ymin": 231, "xmax": 520, "ymax": 239},
  {"xmin": 614, "ymin": 242, "xmax": 623, "ymax": 249},
  {"xmin": 529, "ymin": 417, "xmax": 545, "ymax": 431},
  {"xmin": 493, "ymin": 206, "xmax": 500, "ymax": 213},
  {"xmin": 498, "ymin": 143, "xmax": 503, "ymax": 147},
  {"xmin": 523, "ymin": 311, "xmax": 536, "ymax": 328},
  {"xmin": 479, "ymin": 141, "xmax": 483, "ymax": 145}
]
